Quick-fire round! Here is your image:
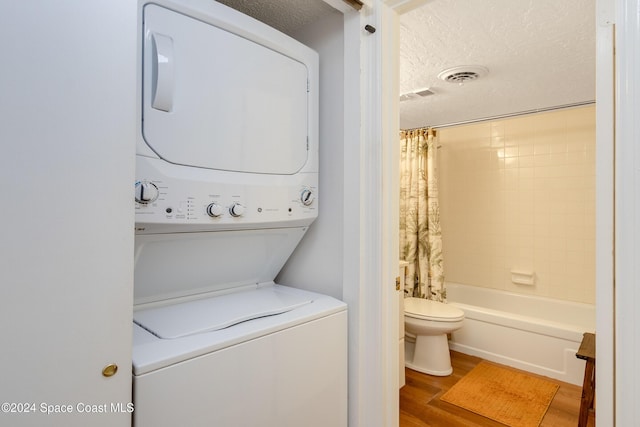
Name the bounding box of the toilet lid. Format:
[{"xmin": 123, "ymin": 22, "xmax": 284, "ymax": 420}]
[{"xmin": 404, "ymin": 297, "xmax": 465, "ymax": 322}]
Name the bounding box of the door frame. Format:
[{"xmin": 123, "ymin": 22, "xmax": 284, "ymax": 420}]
[{"xmin": 372, "ymin": 1, "xmax": 619, "ymax": 426}]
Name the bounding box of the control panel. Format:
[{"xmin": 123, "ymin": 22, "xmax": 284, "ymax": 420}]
[{"xmin": 134, "ymin": 156, "xmax": 318, "ymax": 233}]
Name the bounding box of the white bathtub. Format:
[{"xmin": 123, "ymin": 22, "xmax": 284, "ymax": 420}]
[{"xmin": 446, "ymin": 282, "xmax": 596, "ymax": 385}]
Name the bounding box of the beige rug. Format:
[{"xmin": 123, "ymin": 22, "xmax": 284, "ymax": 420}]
[{"xmin": 440, "ymin": 361, "xmax": 559, "ymax": 427}]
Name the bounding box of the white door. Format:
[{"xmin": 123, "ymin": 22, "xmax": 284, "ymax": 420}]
[
  {"xmin": 141, "ymin": 4, "xmax": 310, "ymax": 174},
  {"xmin": 0, "ymin": 1, "xmax": 136, "ymax": 426}
]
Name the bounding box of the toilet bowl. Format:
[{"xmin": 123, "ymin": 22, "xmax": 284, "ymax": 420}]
[{"xmin": 404, "ymin": 297, "xmax": 465, "ymax": 376}]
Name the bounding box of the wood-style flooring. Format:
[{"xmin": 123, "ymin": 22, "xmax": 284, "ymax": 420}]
[{"xmin": 400, "ymin": 351, "xmax": 595, "ymax": 427}]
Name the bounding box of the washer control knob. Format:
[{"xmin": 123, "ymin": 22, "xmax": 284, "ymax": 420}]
[
  {"xmin": 135, "ymin": 181, "xmax": 159, "ymax": 204},
  {"xmin": 300, "ymin": 189, "xmax": 315, "ymax": 206},
  {"xmin": 229, "ymin": 203, "xmax": 245, "ymax": 217},
  {"xmin": 206, "ymin": 203, "xmax": 224, "ymax": 217}
]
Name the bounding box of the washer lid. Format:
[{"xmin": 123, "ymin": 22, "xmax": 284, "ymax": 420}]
[
  {"xmin": 133, "ymin": 228, "xmax": 308, "ymax": 305},
  {"xmin": 404, "ymin": 298, "xmax": 465, "ymax": 321},
  {"xmin": 134, "ymin": 286, "xmax": 313, "ymax": 339}
]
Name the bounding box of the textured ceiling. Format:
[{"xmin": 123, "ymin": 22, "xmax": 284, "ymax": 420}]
[
  {"xmin": 399, "ymin": 0, "xmax": 596, "ymax": 129},
  {"xmin": 215, "ymin": 0, "xmax": 339, "ymax": 37},
  {"xmin": 214, "ymin": 0, "xmax": 596, "ymax": 131}
]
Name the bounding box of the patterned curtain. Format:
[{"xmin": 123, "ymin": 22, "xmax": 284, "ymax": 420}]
[{"xmin": 399, "ymin": 128, "xmax": 446, "ymax": 302}]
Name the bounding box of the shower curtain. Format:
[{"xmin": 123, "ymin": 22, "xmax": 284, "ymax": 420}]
[{"xmin": 399, "ymin": 128, "xmax": 445, "ymax": 302}]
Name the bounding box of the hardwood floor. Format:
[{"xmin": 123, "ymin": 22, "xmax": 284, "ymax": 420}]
[{"xmin": 400, "ymin": 351, "xmax": 595, "ymax": 427}]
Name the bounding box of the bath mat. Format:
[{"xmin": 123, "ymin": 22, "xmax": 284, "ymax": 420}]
[{"xmin": 440, "ymin": 361, "xmax": 559, "ymax": 427}]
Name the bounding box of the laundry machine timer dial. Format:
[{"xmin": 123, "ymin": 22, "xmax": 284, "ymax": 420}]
[
  {"xmin": 300, "ymin": 189, "xmax": 315, "ymax": 206},
  {"xmin": 135, "ymin": 181, "xmax": 159, "ymax": 204}
]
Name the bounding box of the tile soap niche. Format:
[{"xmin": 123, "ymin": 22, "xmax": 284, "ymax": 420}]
[{"xmin": 511, "ymin": 270, "xmax": 535, "ymax": 286}]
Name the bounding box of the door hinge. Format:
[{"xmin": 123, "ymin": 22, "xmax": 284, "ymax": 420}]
[{"xmin": 395, "ymin": 276, "xmax": 401, "ymax": 291}]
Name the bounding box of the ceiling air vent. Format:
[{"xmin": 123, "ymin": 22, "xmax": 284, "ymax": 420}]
[
  {"xmin": 438, "ymin": 66, "xmax": 489, "ymax": 84},
  {"xmin": 400, "ymin": 87, "xmax": 434, "ymax": 102}
]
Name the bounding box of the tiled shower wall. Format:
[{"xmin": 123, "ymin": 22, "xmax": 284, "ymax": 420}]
[{"xmin": 438, "ymin": 105, "xmax": 595, "ymax": 304}]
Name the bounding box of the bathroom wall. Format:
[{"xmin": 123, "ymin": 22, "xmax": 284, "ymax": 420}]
[{"xmin": 438, "ymin": 105, "xmax": 595, "ymax": 304}]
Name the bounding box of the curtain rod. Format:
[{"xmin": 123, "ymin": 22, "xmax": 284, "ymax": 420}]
[
  {"xmin": 401, "ymin": 101, "xmax": 595, "ymax": 132},
  {"xmin": 400, "ymin": 127, "xmax": 437, "ymax": 137}
]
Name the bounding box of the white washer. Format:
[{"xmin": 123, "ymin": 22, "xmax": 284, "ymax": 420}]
[
  {"xmin": 133, "ymin": 281, "xmax": 347, "ymax": 427},
  {"xmin": 132, "ymin": 1, "xmax": 346, "ymax": 426}
]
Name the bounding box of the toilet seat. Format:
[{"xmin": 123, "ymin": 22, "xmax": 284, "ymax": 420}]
[{"xmin": 404, "ymin": 297, "xmax": 465, "ymax": 322}]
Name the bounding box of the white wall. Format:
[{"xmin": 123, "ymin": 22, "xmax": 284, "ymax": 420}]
[
  {"xmin": 594, "ymin": 0, "xmax": 614, "ymax": 424},
  {"xmin": 0, "ymin": 2, "xmax": 136, "ymax": 426},
  {"xmin": 278, "ymin": 4, "xmax": 397, "ymax": 426},
  {"xmin": 613, "ymin": 0, "xmax": 640, "ymax": 424},
  {"xmin": 277, "ymin": 11, "xmax": 345, "ymax": 300}
]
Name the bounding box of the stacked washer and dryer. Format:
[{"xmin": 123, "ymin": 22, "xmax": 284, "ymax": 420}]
[{"xmin": 131, "ymin": 1, "xmax": 347, "ymax": 426}]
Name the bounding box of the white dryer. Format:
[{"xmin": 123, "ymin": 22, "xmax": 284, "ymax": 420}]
[{"xmin": 132, "ymin": 1, "xmax": 347, "ymax": 426}]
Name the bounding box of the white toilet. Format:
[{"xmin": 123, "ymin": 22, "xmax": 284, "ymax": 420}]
[{"xmin": 404, "ymin": 297, "xmax": 465, "ymax": 376}]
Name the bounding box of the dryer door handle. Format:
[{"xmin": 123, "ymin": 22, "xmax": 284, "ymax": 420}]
[{"xmin": 151, "ymin": 33, "xmax": 174, "ymax": 112}]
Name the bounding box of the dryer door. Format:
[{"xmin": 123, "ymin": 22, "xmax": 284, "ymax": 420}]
[{"xmin": 141, "ymin": 4, "xmax": 309, "ymax": 175}]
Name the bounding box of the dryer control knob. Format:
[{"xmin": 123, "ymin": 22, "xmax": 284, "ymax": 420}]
[
  {"xmin": 300, "ymin": 189, "xmax": 315, "ymax": 206},
  {"xmin": 229, "ymin": 203, "xmax": 245, "ymax": 217},
  {"xmin": 135, "ymin": 181, "xmax": 159, "ymax": 204},
  {"xmin": 206, "ymin": 203, "xmax": 224, "ymax": 217}
]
